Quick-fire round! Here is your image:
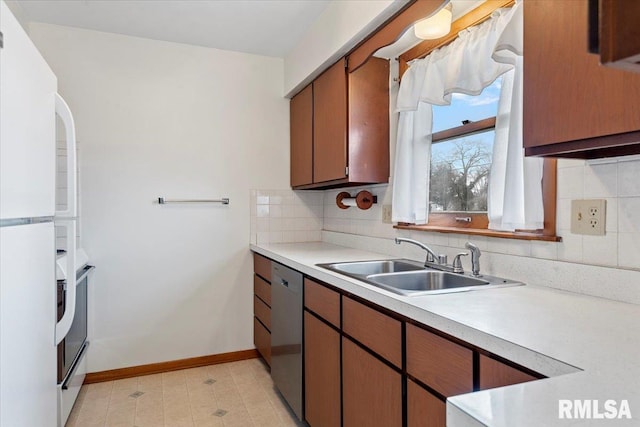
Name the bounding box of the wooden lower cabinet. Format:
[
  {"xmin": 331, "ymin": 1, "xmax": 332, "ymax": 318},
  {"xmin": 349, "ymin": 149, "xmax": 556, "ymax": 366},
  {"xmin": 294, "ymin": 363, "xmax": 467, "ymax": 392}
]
[
  {"xmin": 342, "ymin": 296, "xmax": 402, "ymax": 368},
  {"xmin": 479, "ymin": 354, "xmax": 538, "ymax": 390},
  {"xmin": 252, "ymin": 253, "xmax": 272, "ymax": 366},
  {"xmin": 342, "ymin": 337, "xmax": 402, "ymax": 427},
  {"xmin": 300, "ymin": 275, "xmax": 544, "ymax": 427},
  {"xmin": 407, "ymin": 379, "xmax": 446, "ymax": 427},
  {"xmin": 304, "ymin": 311, "xmax": 341, "ymax": 427},
  {"xmin": 406, "ymin": 323, "xmax": 473, "ymax": 397},
  {"xmin": 254, "ymin": 317, "xmax": 270, "ymax": 366}
]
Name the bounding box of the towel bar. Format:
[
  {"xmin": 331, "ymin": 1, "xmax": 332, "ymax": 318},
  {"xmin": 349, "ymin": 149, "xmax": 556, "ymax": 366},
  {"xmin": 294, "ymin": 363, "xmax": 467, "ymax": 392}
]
[{"xmin": 157, "ymin": 197, "xmax": 229, "ymax": 205}]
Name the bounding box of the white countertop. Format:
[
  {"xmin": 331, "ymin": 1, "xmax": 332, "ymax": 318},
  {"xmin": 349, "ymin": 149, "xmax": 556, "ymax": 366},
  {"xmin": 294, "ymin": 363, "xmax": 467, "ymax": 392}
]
[{"xmin": 251, "ymin": 242, "xmax": 640, "ymax": 426}]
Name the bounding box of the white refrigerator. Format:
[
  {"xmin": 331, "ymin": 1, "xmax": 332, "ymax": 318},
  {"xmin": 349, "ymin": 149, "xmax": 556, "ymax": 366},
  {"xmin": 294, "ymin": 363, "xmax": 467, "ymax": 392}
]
[{"xmin": 0, "ymin": 2, "xmax": 79, "ymax": 426}]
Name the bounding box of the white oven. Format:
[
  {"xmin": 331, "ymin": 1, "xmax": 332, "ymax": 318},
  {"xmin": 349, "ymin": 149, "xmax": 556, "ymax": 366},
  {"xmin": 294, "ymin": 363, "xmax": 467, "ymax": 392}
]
[{"xmin": 56, "ymin": 250, "xmax": 93, "ymax": 427}]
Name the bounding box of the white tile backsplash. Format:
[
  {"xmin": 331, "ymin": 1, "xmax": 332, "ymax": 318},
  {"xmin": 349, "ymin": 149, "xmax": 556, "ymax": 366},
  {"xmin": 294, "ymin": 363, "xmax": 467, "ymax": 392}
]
[
  {"xmin": 618, "ymin": 233, "xmax": 640, "ymax": 270},
  {"xmin": 618, "ymin": 160, "xmax": 640, "ymax": 196},
  {"xmin": 248, "ymin": 159, "xmax": 640, "ymax": 302},
  {"xmin": 584, "ymin": 162, "xmax": 617, "ymax": 198},
  {"xmin": 556, "ymin": 165, "xmax": 584, "ymax": 199},
  {"xmin": 618, "ymin": 197, "xmax": 640, "ymax": 233},
  {"xmin": 314, "ymin": 158, "xmax": 640, "ymax": 303},
  {"xmin": 250, "ymin": 189, "xmax": 323, "ymax": 244}
]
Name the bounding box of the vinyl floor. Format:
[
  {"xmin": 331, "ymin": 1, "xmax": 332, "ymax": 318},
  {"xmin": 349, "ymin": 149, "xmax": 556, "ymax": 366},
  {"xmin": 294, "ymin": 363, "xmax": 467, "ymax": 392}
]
[{"xmin": 66, "ymin": 358, "xmax": 303, "ymax": 427}]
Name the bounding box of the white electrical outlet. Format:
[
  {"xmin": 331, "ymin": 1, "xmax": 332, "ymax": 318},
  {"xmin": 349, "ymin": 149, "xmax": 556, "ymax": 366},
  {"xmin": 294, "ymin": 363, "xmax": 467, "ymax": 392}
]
[
  {"xmin": 382, "ymin": 205, "xmax": 392, "ymax": 224},
  {"xmin": 571, "ymin": 199, "xmax": 606, "ymax": 236}
]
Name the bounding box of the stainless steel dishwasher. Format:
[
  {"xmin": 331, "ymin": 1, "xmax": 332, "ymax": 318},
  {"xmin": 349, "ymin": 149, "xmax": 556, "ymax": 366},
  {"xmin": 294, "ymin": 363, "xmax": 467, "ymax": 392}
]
[{"xmin": 270, "ymin": 262, "xmax": 303, "ymax": 420}]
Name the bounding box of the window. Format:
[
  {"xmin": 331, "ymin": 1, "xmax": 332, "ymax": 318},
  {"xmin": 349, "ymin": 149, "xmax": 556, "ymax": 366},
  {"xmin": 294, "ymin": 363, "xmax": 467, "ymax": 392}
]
[
  {"xmin": 394, "ymin": 1, "xmax": 558, "ymax": 241},
  {"xmin": 430, "ymin": 78, "xmax": 501, "ymax": 215}
]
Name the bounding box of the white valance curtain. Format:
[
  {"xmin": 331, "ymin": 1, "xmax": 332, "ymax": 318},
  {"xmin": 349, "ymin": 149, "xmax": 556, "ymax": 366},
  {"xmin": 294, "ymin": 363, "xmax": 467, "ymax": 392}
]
[{"xmin": 391, "ymin": 0, "xmax": 544, "ymax": 230}]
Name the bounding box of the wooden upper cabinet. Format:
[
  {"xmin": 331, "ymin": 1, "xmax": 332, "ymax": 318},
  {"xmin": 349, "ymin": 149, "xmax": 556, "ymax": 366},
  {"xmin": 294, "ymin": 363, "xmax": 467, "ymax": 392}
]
[
  {"xmin": 523, "ymin": 0, "xmax": 640, "ymax": 158},
  {"xmin": 348, "ymin": 57, "xmax": 390, "ymax": 184},
  {"xmin": 598, "ymin": 0, "xmax": 640, "ymax": 73},
  {"xmin": 290, "ymin": 85, "xmax": 313, "ymax": 187},
  {"xmin": 314, "ymin": 60, "xmax": 348, "ymax": 183},
  {"xmin": 290, "ymin": 56, "xmax": 389, "ymax": 189}
]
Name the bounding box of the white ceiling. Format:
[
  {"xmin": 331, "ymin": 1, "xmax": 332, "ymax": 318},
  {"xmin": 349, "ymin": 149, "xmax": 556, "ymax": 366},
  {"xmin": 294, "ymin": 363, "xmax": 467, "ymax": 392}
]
[{"xmin": 16, "ymin": 0, "xmax": 331, "ymax": 58}]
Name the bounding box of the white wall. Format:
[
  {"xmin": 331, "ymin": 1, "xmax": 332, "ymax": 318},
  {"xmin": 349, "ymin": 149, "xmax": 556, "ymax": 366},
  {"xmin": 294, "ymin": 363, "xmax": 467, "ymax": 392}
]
[
  {"xmin": 284, "ymin": 0, "xmax": 408, "ymax": 96},
  {"xmin": 4, "ymin": 1, "xmax": 29, "ymax": 33},
  {"xmin": 29, "ymin": 23, "xmax": 290, "ymax": 372}
]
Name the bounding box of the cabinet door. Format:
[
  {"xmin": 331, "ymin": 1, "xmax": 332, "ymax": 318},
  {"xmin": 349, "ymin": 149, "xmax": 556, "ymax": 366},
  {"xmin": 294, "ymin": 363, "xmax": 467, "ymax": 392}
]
[
  {"xmin": 342, "ymin": 337, "xmax": 402, "ymax": 427},
  {"xmin": 599, "ymin": 0, "xmax": 640, "ymax": 72},
  {"xmin": 290, "ymin": 84, "xmax": 313, "ymax": 187},
  {"xmin": 348, "ymin": 57, "xmax": 390, "ymax": 184},
  {"xmin": 523, "ymin": 0, "xmax": 640, "ymax": 153},
  {"xmin": 406, "ymin": 323, "xmax": 473, "ymax": 397},
  {"xmin": 314, "ymin": 60, "xmax": 348, "ymax": 183},
  {"xmin": 407, "ymin": 379, "xmax": 446, "ymax": 427},
  {"xmin": 478, "ymin": 354, "xmax": 538, "ymax": 390},
  {"xmin": 304, "ymin": 312, "xmax": 341, "ymax": 427}
]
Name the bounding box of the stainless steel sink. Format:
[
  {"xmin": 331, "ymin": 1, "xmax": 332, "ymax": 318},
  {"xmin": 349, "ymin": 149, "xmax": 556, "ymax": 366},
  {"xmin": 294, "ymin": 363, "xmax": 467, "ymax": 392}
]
[
  {"xmin": 318, "ymin": 259, "xmax": 524, "ymax": 296},
  {"xmin": 367, "ymin": 270, "xmax": 489, "ymax": 295},
  {"xmin": 328, "ymin": 260, "xmax": 424, "ymax": 276}
]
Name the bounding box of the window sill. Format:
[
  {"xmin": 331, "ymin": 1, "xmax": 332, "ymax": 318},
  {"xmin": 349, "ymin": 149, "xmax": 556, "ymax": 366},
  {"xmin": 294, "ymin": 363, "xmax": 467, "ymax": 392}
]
[{"xmin": 394, "ymin": 224, "xmax": 562, "ymax": 242}]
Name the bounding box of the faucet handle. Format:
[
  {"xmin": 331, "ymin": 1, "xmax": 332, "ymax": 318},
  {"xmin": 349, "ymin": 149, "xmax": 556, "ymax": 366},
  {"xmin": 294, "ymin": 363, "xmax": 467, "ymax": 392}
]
[{"xmin": 452, "ymin": 252, "xmax": 468, "ymax": 273}]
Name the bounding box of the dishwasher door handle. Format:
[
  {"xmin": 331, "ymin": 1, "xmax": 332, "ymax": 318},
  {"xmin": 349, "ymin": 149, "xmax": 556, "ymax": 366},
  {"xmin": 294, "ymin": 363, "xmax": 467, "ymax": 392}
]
[{"xmin": 279, "ymin": 279, "xmax": 289, "ymax": 287}]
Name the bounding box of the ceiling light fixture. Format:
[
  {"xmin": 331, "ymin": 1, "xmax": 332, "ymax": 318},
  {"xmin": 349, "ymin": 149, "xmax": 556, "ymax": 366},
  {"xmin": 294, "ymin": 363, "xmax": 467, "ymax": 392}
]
[{"xmin": 414, "ymin": 3, "xmax": 453, "ymax": 40}]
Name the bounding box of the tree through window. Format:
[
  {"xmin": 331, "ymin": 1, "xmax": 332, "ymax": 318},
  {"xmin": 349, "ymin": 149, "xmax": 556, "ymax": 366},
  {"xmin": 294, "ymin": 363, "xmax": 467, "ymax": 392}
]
[{"xmin": 429, "ymin": 77, "xmax": 501, "ymax": 214}]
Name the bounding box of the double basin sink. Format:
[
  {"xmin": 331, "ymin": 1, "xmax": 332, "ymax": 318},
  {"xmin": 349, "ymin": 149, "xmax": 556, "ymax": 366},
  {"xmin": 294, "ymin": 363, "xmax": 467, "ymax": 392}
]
[{"xmin": 318, "ymin": 260, "xmax": 523, "ymax": 296}]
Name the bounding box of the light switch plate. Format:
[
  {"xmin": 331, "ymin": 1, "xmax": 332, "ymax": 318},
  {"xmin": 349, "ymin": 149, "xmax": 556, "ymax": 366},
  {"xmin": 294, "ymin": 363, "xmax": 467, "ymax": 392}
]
[
  {"xmin": 571, "ymin": 199, "xmax": 606, "ymax": 235},
  {"xmin": 382, "ymin": 205, "xmax": 392, "ymax": 224}
]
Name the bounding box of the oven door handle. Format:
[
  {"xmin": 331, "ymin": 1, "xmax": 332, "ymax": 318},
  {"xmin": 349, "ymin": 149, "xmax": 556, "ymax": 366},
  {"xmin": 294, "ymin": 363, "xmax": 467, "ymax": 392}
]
[
  {"xmin": 61, "ymin": 341, "xmax": 89, "ymax": 390},
  {"xmin": 55, "ymin": 220, "xmax": 76, "ymax": 345}
]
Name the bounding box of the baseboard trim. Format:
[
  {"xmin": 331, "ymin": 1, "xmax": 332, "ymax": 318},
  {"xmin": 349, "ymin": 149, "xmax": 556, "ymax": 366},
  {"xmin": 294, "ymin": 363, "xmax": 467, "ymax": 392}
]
[{"xmin": 84, "ymin": 349, "xmax": 260, "ymax": 384}]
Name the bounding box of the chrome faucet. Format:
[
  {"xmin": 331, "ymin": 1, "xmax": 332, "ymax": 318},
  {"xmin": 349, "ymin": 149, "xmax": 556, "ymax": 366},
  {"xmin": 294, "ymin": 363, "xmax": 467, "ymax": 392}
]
[
  {"xmin": 394, "ymin": 237, "xmax": 465, "ymax": 274},
  {"xmin": 395, "ymin": 237, "xmax": 439, "ymax": 263},
  {"xmin": 465, "ymin": 241, "xmax": 481, "ymax": 276}
]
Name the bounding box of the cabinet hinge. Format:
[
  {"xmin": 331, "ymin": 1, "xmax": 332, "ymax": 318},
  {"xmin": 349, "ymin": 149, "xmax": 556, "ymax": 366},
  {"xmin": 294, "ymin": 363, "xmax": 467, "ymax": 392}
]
[
  {"xmin": 345, "ymin": 166, "xmax": 349, "ymax": 176},
  {"xmin": 343, "ymin": 57, "xmax": 348, "ymax": 68}
]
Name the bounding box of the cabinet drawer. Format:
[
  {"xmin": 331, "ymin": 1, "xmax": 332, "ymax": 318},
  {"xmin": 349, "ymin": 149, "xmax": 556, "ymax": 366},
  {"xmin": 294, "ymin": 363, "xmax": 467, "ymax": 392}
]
[
  {"xmin": 254, "ymin": 295, "xmax": 271, "ymax": 331},
  {"xmin": 253, "ymin": 253, "xmax": 272, "ymax": 282},
  {"xmin": 406, "ymin": 323, "xmax": 473, "ymax": 397},
  {"xmin": 407, "ymin": 379, "xmax": 445, "ymax": 427},
  {"xmin": 304, "ymin": 278, "xmax": 340, "ymax": 328},
  {"xmin": 479, "ymin": 354, "xmax": 539, "ymax": 390},
  {"xmin": 342, "ymin": 297, "xmax": 401, "ymax": 368},
  {"xmin": 254, "ymin": 275, "xmax": 271, "ymax": 306},
  {"xmin": 254, "ymin": 317, "xmax": 271, "ymax": 366}
]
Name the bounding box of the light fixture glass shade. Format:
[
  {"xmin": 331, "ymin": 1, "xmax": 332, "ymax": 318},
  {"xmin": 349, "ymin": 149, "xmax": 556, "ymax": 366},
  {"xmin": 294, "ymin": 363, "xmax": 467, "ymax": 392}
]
[{"xmin": 414, "ymin": 5, "xmax": 453, "ymax": 40}]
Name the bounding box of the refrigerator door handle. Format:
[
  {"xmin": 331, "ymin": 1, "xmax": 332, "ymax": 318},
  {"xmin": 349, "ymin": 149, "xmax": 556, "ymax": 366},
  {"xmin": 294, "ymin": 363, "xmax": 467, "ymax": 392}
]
[
  {"xmin": 54, "ymin": 93, "xmax": 77, "ymax": 218},
  {"xmin": 55, "ymin": 219, "xmax": 76, "ymax": 344}
]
